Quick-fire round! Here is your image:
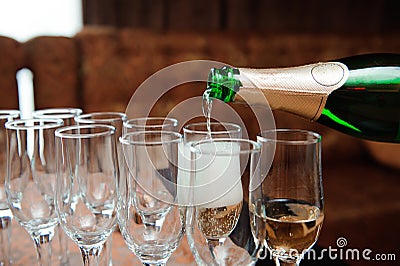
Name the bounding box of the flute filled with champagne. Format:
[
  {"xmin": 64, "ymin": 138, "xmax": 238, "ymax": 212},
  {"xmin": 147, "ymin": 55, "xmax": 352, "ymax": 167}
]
[
  {"xmin": 250, "ymin": 198, "xmax": 324, "ymax": 257},
  {"xmin": 251, "ymin": 129, "xmax": 324, "ymax": 265},
  {"xmin": 187, "ymin": 138, "xmax": 262, "ymax": 265}
]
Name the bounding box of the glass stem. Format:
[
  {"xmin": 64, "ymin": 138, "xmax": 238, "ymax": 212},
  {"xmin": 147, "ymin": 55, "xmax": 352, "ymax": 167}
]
[
  {"xmin": 57, "ymin": 224, "xmax": 69, "ymax": 265},
  {"xmin": 79, "ymin": 244, "xmax": 103, "ymax": 266},
  {"xmin": 0, "ymin": 217, "xmax": 12, "ymax": 266},
  {"xmin": 32, "ymin": 234, "xmax": 53, "ymax": 266}
]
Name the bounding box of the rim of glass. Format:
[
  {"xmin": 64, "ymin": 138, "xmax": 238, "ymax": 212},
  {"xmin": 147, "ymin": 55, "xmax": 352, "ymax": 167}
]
[
  {"xmin": 33, "ymin": 108, "xmax": 83, "ymax": 119},
  {"xmin": 190, "ymin": 138, "xmax": 261, "ymax": 156},
  {"xmin": 183, "ymin": 122, "xmax": 241, "ymax": 135},
  {"xmin": 124, "ymin": 117, "xmax": 178, "ymax": 129},
  {"xmin": 5, "ymin": 118, "xmax": 63, "ymax": 130},
  {"xmin": 75, "ymin": 112, "xmax": 127, "ymax": 123},
  {"xmin": 55, "ymin": 124, "xmax": 116, "ymax": 139},
  {"xmin": 0, "ymin": 110, "xmax": 20, "ymax": 119},
  {"xmin": 120, "ymin": 130, "xmax": 182, "ymax": 146},
  {"xmin": 257, "ymin": 129, "xmax": 321, "ymax": 144}
]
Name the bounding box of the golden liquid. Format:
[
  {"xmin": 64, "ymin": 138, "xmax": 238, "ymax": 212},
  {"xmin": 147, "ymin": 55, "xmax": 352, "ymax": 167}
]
[
  {"xmin": 197, "ymin": 201, "xmax": 243, "ymax": 239},
  {"xmin": 250, "ymin": 199, "xmax": 324, "ymax": 257}
]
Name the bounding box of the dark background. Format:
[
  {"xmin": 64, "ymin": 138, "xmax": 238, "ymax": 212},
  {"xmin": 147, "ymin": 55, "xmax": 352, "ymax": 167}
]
[{"xmin": 82, "ymin": 0, "xmax": 400, "ymax": 34}]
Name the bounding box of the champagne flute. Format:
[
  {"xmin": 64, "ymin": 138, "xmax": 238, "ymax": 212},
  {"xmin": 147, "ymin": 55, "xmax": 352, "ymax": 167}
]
[
  {"xmin": 0, "ymin": 110, "xmax": 19, "ymax": 266},
  {"xmin": 122, "ymin": 117, "xmax": 194, "ymax": 265},
  {"xmin": 55, "ymin": 124, "xmax": 118, "ymax": 266},
  {"xmin": 75, "ymin": 112, "xmax": 126, "ymax": 138},
  {"xmin": 123, "ymin": 117, "xmax": 178, "ymax": 134},
  {"xmin": 33, "ymin": 108, "xmax": 83, "ymax": 126},
  {"xmin": 32, "ymin": 107, "xmax": 83, "ymax": 265},
  {"xmin": 5, "ymin": 118, "xmax": 64, "ymax": 266},
  {"xmin": 75, "ymin": 111, "xmax": 127, "ymax": 266},
  {"xmin": 179, "ymin": 122, "xmax": 242, "ymax": 200},
  {"xmin": 252, "ymin": 129, "xmax": 324, "ymax": 266},
  {"xmin": 121, "ymin": 117, "xmax": 179, "ymax": 225},
  {"xmin": 119, "ymin": 131, "xmax": 184, "ymax": 265},
  {"xmin": 188, "ymin": 138, "xmax": 261, "ymax": 266},
  {"xmin": 183, "ymin": 122, "xmax": 241, "ymax": 141},
  {"xmin": 180, "ymin": 122, "xmax": 243, "ymax": 265}
]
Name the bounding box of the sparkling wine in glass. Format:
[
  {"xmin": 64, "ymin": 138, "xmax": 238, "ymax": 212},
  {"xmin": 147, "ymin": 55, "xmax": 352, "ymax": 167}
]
[
  {"xmin": 55, "ymin": 125, "xmax": 118, "ymax": 266},
  {"xmin": 178, "ymin": 122, "xmax": 242, "ymax": 207},
  {"xmin": 251, "ymin": 129, "xmax": 324, "ymax": 266},
  {"xmin": 5, "ymin": 118, "xmax": 64, "ymax": 266},
  {"xmin": 188, "ymin": 138, "xmax": 262, "ymax": 266}
]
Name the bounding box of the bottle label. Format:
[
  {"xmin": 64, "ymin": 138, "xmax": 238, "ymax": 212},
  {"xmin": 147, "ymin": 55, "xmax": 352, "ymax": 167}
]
[{"xmin": 237, "ymin": 62, "xmax": 349, "ymax": 120}]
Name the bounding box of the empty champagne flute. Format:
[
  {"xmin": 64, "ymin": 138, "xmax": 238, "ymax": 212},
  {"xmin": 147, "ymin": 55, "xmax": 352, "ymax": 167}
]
[
  {"xmin": 123, "ymin": 117, "xmax": 178, "ymax": 134},
  {"xmin": 121, "ymin": 117, "xmax": 179, "ymax": 218},
  {"xmin": 55, "ymin": 124, "xmax": 118, "ymax": 266},
  {"xmin": 75, "ymin": 112, "xmax": 126, "ymax": 138},
  {"xmin": 75, "ymin": 111, "xmax": 127, "ymax": 266},
  {"xmin": 33, "ymin": 108, "xmax": 83, "ymax": 126},
  {"xmin": 119, "ymin": 131, "xmax": 184, "ymax": 265},
  {"xmin": 188, "ymin": 138, "xmax": 262, "ymax": 266},
  {"xmin": 252, "ymin": 129, "xmax": 324, "ymax": 266},
  {"xmin": 5, "ymin": 118, "xmax": 64, "ymax": 266},
  {"xmin": 0, "ymin": 110, "xmax": 19, "ymax": 266},
  {"xmin": 33, "ymin": 107, "xmax": 83, "ymax": 265}
]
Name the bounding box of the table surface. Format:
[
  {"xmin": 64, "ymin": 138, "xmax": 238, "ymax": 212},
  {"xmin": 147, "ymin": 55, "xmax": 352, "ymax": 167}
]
[{"xmin": 8, "ymin": 219, "xmax": 196, "ymax": 265}]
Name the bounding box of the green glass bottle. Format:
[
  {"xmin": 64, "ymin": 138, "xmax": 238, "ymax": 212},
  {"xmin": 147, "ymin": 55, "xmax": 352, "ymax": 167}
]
[{"xmin": 205, "ymin": 53, "xmax": 400, "ymax": 143}]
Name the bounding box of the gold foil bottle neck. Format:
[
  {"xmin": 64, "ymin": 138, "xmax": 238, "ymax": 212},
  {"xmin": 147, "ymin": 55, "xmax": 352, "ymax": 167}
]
[{"xmin": 237, "ymin": 62, "xmax": 349, "ymax": 120}]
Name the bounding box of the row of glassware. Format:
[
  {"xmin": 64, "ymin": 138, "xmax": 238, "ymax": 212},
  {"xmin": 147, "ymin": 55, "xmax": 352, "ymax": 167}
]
[{"xmin": 0, "ymin": 108, "xmax": 324, "ymax": 266}]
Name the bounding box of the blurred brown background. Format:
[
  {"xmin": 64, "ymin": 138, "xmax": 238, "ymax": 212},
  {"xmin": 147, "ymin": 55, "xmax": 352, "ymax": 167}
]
[{"xmin": 0, "ymin": 0, "xmax": 399, "ymax": 265}]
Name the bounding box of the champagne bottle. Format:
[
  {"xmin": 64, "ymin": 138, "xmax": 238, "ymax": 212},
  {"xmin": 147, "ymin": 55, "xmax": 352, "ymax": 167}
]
[{"xmin": 205, "ymin": 53, "xmax": 400, "ymax": 143}]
